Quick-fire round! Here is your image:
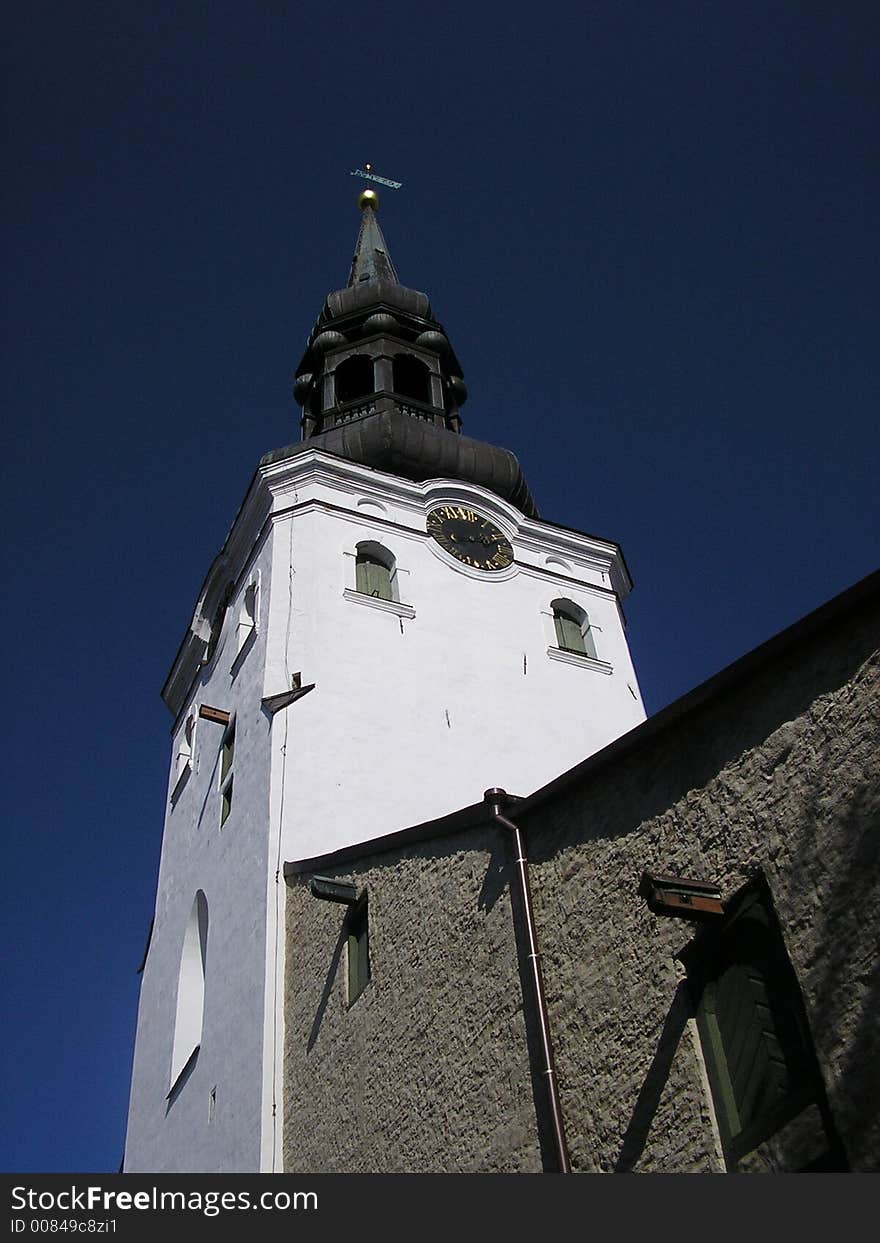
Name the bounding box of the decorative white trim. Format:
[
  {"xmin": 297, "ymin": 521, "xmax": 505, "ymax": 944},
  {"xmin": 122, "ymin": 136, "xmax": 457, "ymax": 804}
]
[
  {"xmin": 517, "ymin": 560, "xmax": 614, "ymax": 597},
  {"xmin": 547, "ymin": 645, "xmax": 613, "ymax": 674},
  {"xmin": 356, "ymin": 497, "xmax": 388, "ymax": 516},
  {"xmin": 231, "ymin": 572, "xmax": 260, "ymax": 670},
  {"xmin": 343, "ymin": 588, "xmax": 416, "ymax": 619},
  {"xmin": 423, "ymin": 505, "xmax": 518, "ymax": 580},
  {"xmin": 170, "ymin": 711, "xmax": 197, "ymax": 801},
  {"xmin": 165, "ymin": 448, "xmax": 634, "ymax": 718},
  {"xmin": 425, "ymin": 540, "xmax": 519, "ymax": 580}
]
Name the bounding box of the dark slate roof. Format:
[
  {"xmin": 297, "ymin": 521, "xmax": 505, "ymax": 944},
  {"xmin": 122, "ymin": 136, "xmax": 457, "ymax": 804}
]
[
  {"xmin": 347, "ymin": 203, "xmax": 399, "ymax": 286},
  {"xmin": 260, "ymin": 409, "xmax": 537, "ymax": 516}
]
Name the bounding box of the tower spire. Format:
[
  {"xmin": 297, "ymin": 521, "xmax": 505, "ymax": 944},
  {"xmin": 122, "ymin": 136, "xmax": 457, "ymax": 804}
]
[
  {"xmin": 289, "ymin": 185, "xmax": 537, "ymax": 516},
  {"xmin": 347, "ymin": 188, "xmax": 399, "ymax": 286}
]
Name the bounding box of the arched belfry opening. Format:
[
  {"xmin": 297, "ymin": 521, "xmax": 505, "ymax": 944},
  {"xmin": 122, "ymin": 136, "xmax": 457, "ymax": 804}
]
[
  {"xmin": 392, "ymin": 354, "xmax": 431, "ymax": 405},
  {"xmin": 292, "ymin": 189, "xmax": 472, "ymax": 440},
  {"xmin": 335, "ymin": 355, "xmax": 374, "ymax": 405},
  {"xmin": 287, "ymin": 185, "xmax": 537, "ymax": 517}
]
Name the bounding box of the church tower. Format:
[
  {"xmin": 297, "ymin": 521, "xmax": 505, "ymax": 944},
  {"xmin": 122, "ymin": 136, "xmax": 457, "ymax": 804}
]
[{"xmin": 123, "ymin": 189, "xmax": 646, "ymax": 1173}]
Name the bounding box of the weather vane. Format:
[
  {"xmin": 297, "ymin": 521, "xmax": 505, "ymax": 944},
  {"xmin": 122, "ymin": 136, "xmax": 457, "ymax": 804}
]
[{"xmin": 350, "ymin": 161, "xmax": 403, "ymax": 191}]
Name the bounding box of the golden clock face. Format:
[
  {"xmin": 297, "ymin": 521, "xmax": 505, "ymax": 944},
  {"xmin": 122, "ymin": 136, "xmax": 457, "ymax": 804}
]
[{"xmin": 427, "ymin": 506, "xmax": 514, "ymax": 571}]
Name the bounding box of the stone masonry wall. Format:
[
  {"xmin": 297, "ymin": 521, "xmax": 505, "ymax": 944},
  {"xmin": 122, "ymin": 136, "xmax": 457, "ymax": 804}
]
[
  {"xmin": 521, "ymin": 585, "xmax": 879, "ymax": 1171},
  {"xmin": 283, "ymin": 582, "xmax": 878, "ymax": 1172},
  {"xmin": 283, "ymin": 826, "xmax": 543, "ymax": 1173}
]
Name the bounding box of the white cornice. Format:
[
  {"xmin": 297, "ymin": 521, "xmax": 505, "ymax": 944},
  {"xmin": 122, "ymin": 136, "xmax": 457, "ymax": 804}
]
[
  {"xmin": 163, "ymin": 447, "xmax": 633, "ymax": 718},
  {"xmin": 261, "ymin": 450, "xmax": 630, "ymax": 584}
]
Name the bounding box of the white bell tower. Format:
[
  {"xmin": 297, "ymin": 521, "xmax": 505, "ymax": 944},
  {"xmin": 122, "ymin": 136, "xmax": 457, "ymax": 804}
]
[{"xmin": 123, "ymin": 191, "xmax": 645, "ymax": 1173}]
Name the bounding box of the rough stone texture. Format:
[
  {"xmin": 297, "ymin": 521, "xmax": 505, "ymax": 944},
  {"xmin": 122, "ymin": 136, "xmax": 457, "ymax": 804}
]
[
  {"xmin": 283, "ymin": 579, "xmax": 879, "ymax": 1172},
  {"xmin": 520, "ymin": 580, "xmax": 879, "ymax": 1172},
  {"xmin": 283, "ymin": 828, "xmax": 543, "ymax": 1172}
]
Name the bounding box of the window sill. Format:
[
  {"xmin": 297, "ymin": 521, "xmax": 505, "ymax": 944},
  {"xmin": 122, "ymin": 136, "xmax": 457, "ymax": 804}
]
[
  {"xmin": 547, "ymin": 646, "xmax": 613, "ymax": 674},
  {"xmin": 343, "ymin": 588, "xmax": 416, "ymax": 619}
]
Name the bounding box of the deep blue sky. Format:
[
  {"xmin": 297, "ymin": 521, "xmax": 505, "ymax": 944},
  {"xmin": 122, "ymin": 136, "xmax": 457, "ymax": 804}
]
[{"xmin": 2, "ymin": 2, "xmax": 877, "ymax": 1173}]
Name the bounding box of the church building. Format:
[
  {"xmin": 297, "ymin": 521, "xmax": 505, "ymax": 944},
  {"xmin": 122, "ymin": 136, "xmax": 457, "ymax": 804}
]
[{"xmin": 123, "ymin": 189, "xmax": 878, "ymax": 1175}]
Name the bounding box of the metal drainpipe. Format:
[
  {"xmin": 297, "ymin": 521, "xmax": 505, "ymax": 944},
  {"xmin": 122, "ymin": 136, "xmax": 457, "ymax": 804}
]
[{"xmin": 484, "ymin": 788, "xmax": 571, "ymax": 1174}]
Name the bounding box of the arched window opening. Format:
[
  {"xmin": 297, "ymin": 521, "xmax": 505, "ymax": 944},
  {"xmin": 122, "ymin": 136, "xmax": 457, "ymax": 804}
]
[
  {"xmin": 355, "ymin": 542, "xmax": 396, "ymax": 602},
  {"xmin": 170, "ymin": 891, "xmax": 208, "ymax": 1092},
  {"xmin": 236, "ymin": 579, "xmax": 258, "ymax": 655},
  {"xmin": 173, "ymin": 712, "xmax": 196, "ymax": 789},
  {"xmin": 204, "ymin": 583, "xmax": 234, "ymax": 664},
  {"xmin": 392, "ymin": 354, "xmax": 431, "ymax": 404},
  {"xmin": 335, "ymin": 355, "xmax": 375, "ymax": 405},
  {"xmin": 551, "ymin": 599, "xmax": 597, "ymax": 658}
]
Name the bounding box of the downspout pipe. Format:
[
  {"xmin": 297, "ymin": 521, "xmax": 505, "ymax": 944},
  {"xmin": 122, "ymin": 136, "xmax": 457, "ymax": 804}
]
[{"xmin": 484, "ymin": 788, "xmax": 571, "ymax": 1174}]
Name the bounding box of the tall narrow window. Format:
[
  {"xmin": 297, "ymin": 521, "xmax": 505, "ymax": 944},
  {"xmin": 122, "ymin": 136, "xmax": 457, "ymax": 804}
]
[
  {"xmin": 681, "ymin": 877, "xmax": 845, "ymax": 1171},
  {"xmin": 346, "ymin": 898, "xmax": 370, "ymax": 1005},
  {"xmin": 551, "ymin": 599, "xmax": 597, "ymax": 658},
  {"xmin": 219, "ymin": 720, "xmax": 235, "ymax": 826},
  {"xmin": 235, "ymin": 579, "xmax": 258, "ymax": 656},
  {"xmin": 170, "ymin": 890, "xmax": 208, "ymax": 1092},
  {"xmin": 173, "ymin": 712, "xmax": 196, "ymax": 790},
  {"xmin": 355, "ymin": 545, "xmax": 394, "ymax": 601}
]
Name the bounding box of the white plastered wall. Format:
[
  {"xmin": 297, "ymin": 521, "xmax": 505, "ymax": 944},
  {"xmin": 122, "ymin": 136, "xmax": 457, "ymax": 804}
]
[
  {"xmin": 126, "ymin": 448, "xmax": 646, "ymax": 1175},
  {"xmin": 124, "ymin": 538, "xmax": 275, "ymax": 1173},
  {"xmin": 261, "ymin": 453, "xmax": 645, "ymax": 865}
]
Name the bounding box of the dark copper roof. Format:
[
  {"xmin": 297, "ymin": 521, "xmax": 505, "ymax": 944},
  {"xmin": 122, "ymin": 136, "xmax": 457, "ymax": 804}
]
[
  {"xmin": 347, "ymin": 202, "xmax": 399, "ymax": 286},
  {"xmin": 289, "ymin": 195, "xmax": 538, "ymax": 516},
  {"xmin": 261, "ymin": 406, "xmax": 537, "ymax": 516}
]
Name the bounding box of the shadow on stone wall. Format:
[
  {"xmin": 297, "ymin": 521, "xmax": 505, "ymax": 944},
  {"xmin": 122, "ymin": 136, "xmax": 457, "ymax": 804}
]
[
  {"xmin": 613, "ymin": 982, "xmax": 692, "ymax": 1172},
  {"xmin": 781, "ymin": 761, "xmax": 880, "ymax": 1169},
  {"xmin": 520, "ymin": 598, "xmax": 879, "ymax": 1171},
  {"xmin": 306, "ymin": 923, "xmax": 347, "ymax": 1053}
]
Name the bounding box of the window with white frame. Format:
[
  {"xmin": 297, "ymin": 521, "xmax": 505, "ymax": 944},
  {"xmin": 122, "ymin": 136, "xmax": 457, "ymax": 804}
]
[
  {"xmin": 235, "ymin": 576, "xmax": 259, "ymax": 657},
  {"xmin": 355, "ymin": 542, "xmax": 396, "ymax": 601},
  {"xmin": 173, "ymin": 711, "xmax": 196, "ymax": 791},
  {"xmin": 169, "ymin": 890, "xmax": 208, "ymax": 1095},
  {"xmin": 343, "ymin": 538, "xmax": 415, "ymax": 619},
  {"xmin": 551, "ymin": 598, "xmax": 597, "ymax": 658}
]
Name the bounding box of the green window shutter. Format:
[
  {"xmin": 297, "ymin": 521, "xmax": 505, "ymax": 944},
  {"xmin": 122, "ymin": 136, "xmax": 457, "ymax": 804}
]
[
  {"xmin": 347, "ymin": 902, "xmax": 370, "ymax": 1003},
  {"xmin": 687, "ymin": 887, "xmax": 840, "ymax": 1170},
  {"xmin": 716, "ymin": 963, "xmax": 791, "ymax": 1134},
  {"xmin": 554, "ymin": 610, "xmax": 584, "ymax": 653},
  {"xmin": 356, "ymin": 554, "xmax": 392, "ymax": 600}
]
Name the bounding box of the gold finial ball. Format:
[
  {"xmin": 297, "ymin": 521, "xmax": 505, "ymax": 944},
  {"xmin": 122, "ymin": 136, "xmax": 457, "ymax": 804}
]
[{"xmin": 358, "ymin": 188, "xmax": 379, "ymax": 211}]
